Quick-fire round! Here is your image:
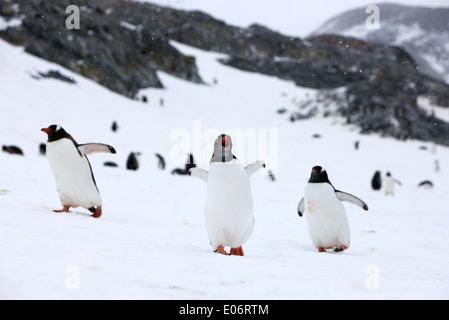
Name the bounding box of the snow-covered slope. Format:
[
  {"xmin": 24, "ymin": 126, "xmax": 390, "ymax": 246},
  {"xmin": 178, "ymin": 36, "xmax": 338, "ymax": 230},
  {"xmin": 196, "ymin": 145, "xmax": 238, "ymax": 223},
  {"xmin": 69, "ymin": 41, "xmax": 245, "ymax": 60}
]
[{"xmin": 1, "ymin": 39, "xmax": 448, "ymax": 300}]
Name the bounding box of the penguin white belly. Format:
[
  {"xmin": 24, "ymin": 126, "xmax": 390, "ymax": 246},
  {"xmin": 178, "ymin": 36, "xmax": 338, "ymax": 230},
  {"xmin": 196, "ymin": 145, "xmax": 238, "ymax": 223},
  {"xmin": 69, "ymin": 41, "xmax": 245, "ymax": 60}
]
[
  {"xmin": 383, "ymin": 177, "xmax": 395, "ymax": 195},
  {"xmin": 304, "ymin": 183, "xmax": 350, "ymax": 249},
  {"xmin": 46, "ymin": 139, "xmax": 102, "ymax": 209},
  {"xmin": 204, "ymin": 161, "xmax": 255, "ymax": 249}
]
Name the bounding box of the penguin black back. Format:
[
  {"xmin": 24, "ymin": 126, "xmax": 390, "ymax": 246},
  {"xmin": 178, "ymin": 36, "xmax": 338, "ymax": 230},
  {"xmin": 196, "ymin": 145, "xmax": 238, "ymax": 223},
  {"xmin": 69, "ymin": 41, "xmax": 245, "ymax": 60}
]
[
  {"xmin": 371, "ymin": 170, "xmax": 382, "ymax": 190},
  {"xmin": 155, "ymin": 153, "xmax": 165, "ymax": 170},
  {"xmin": 2, "ymin": 145, "xmax": 24, "ymax": 156},
  {"xmin": 126, "ymin": 152, "xmax": 139, "ymax": 170},
  {"xmin": 185, "ymin": 153, "xmax": 196, "ymax": 171}
]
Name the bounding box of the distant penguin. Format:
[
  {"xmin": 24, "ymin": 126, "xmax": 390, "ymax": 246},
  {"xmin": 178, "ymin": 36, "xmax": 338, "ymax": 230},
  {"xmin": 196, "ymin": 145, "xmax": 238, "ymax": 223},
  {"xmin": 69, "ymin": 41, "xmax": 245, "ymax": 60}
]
[
  {"xmin": 384, "ymin": 171, "xmax": 401, "ymax": 196},
  {"xmin": 431, "ymin": 143, "xmax": 437, "ymax": 154},
  {"xmin": 41, "ymin": 125, "xmax": 116, "ymax": 218},
  {"xmin": 354, "ymin": 140, "xmax": 360, "ymax": 150},
  {"xmin": 297, "ymin": 166, "xmax": 369, "ymax": 253},
  {"xmin": 104, "ymin": 161, "xmax": 118, "ymax": 167},
  {"xmin": 189, "ymin": 134, "xmax": 265, "ymax": 256},
  {"xmin": 126, "ymin": 152, "xmax": 140, "ymax": 170},
  {"xmin": 155, "ymin": 153, "xmax": 165, "ymax": 170},
  {"xmin": 267, "ymin": 169, "xmax": 276, "ymax": 182},
  {"xmin": 39, "ymin": 143, "xmax": 46, "ymax": 155},
  {"xmin": 435, "ymin": 160, "xmax": 440, "ymax": 173},
  {"xmin": 111, "ymin": 121, "xmax": 119, "ymax": 132},
  {"xmin": 171, "ymin": 153, "xmax": 196, "ymax": 175},
  {"xmin": 418, "ymin": 180, "xmax": 433, "ymax": 189},
  {"xmin": 2, "ymin": 145, "xmax": 24, "ymax": 156},
  {"xmin": 371, "ymin": 170, "xmax": 382, "ymax": 190}
]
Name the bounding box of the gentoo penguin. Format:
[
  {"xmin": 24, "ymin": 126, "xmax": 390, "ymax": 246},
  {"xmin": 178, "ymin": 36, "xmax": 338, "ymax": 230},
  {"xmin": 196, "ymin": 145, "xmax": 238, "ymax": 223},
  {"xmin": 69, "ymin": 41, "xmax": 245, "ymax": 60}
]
[
  {"xmin": 418, "ymin": 180, "xmax": 434, "ymax": 189},
  {"xmin": 435, "ymin": 160, "xmax": 440, "ymax": 173},
  {"xmin": 39, "ymin": 142, "xmax": 46, "ymax": 155},
  {"xmin": 2, "ymin": 145, "xmax": 24, "ymax": 156},
  {"xmin": 371, "ymin": 170, "xmax": 382, "ymax": 190},
  {"xmin": 171, "ymin": 153, "xmax": 196, "ymax": 175},
  {"xmin": 155, "ymin": 153, "xmax": 166, "ymax": 170},
  {"xmin": 297, "ymin": 166, "xmax": 369, "ymax": 253},
  {"xmin": 383, "ymin": 171, "xmax": 401, "ymax": 196},
  {"xmin": 126, "ymin": 152, "xmax": 140, "ymax": 170},
  {"xmin": 111, "ymin": 121, "xmax": 119, "ymax": 132},
  {"xmin": 189, "ymin": 134, "xmax": 265, "ymax": 256},
  {"xmin": 41, "ymin": 125, "xmax": 116, "ymax": 218}
]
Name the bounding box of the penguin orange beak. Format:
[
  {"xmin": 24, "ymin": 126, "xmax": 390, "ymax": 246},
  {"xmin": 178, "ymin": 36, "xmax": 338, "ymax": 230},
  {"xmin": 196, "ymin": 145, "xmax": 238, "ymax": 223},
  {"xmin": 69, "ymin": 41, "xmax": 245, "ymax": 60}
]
[
  {"xmin": 41, "ymin": 128, "xmax": 51, "ymax": 133},
  {"xmin": 222, "ymin": 136, "xmax": 230, "ymax": 149}
]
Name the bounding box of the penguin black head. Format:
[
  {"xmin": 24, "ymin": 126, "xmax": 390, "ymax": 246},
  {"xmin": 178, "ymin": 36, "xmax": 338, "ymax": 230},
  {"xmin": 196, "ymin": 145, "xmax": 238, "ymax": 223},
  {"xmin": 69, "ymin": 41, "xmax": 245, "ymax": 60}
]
[
  {"xmin": 210, "ymin": 134, "xmax": 237, "ymax": 163},
  {"xmin": 41, "ymin": 125, "xmax": 70, "ymax": 142},
  {"xmin": 309, "ymin": 166, "xmax": 331, "ymax": 184}
]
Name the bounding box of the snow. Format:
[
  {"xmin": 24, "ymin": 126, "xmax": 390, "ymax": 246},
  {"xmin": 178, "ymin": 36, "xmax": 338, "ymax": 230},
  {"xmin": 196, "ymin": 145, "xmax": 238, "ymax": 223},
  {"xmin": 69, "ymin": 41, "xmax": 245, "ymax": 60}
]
[
  {"xmin": 1, "ymin": 38, "xmax": 449, "ymax": 300},
  {"xmin": 0, "ymin": 16, "xmax": 23, "ymax": 31},
  {"xmin": 417, "ymin": 95, "xmax": 449, "ymax": 123}
]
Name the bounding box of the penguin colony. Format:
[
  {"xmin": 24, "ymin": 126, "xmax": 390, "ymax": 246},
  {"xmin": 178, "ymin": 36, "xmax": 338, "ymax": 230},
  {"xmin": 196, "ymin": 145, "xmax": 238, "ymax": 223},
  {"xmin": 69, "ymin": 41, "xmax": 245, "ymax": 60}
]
[{"xmin": 21, "ymin": 124, "xmax": 435, "ymax": 254}]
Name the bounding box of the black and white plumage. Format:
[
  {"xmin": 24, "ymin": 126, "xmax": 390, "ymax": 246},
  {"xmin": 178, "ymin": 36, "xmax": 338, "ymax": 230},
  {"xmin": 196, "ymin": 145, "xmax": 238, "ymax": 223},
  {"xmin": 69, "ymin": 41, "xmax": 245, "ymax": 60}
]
[
  {"xmin": 384, "ymin": 171, "xmax": 401, "ymax": 196},
  {"xmin": 189, "ymin": 134, "xmax": 265, "ymax": 256},
  {"xmin": 41, "ymin": 124, "xmax": 116, "ymax": 218},
  {"xmin": 297, "ymin": 166, "xmax": 368, "ymax": 253},
  {"xmin": 171, "ymin": 153, "xmax": 196, "ymax": 175}
]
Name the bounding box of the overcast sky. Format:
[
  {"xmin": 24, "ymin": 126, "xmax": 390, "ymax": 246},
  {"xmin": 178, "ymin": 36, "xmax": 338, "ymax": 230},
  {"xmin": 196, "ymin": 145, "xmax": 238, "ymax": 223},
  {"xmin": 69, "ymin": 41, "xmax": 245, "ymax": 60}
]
[{"xmin": 141, "ymin": 0, "xmax": 449, "ymax": 37}]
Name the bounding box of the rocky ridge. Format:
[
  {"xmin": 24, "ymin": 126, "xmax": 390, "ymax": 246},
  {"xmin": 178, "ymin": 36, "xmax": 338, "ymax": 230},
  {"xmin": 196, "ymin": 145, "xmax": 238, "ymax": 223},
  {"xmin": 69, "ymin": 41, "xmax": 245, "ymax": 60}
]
[{"xmin": 1, "ymin": 0, "xmax": 448, "ymax": 145}]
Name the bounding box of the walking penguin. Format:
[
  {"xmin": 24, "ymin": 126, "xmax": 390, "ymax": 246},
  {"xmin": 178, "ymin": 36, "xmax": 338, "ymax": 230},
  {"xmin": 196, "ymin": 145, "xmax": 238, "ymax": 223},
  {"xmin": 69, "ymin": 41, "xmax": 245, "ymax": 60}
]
[
  {"xmin": 189, "ymin": 134, "xmax": 265, "ymax": 256},
  {"xmin": 41, "ymin": 124, "xmax": 116, "ymax": 218},
  {"xmin": 297, "ymin": 166, "xmax": 369, "ymax": 252}
]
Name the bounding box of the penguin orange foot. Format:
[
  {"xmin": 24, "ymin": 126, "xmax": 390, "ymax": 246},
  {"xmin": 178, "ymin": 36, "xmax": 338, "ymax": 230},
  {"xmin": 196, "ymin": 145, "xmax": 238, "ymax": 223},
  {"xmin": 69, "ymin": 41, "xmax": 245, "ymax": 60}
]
[
  {"xmin": 53, "ymin": 205, "xmax": 70, "ymax": 213},
  {"xmin": 215, "ymin": 245, "xmax": 229, "ymax": 255},
  {"xmin": 230, "ymin": 246, "xmax": 244, "ymax": 256},
  {"xmin": 91, "ymin": 206, "xmax": 102, "ymax": 218}
]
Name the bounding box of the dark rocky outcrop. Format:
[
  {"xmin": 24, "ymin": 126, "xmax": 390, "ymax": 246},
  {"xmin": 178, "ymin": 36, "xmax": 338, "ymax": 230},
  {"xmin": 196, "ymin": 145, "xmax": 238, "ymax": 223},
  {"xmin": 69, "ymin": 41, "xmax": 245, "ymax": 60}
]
[{"xmin": 0, "ymin": 0, "xmax": 204, "ymax": 98}]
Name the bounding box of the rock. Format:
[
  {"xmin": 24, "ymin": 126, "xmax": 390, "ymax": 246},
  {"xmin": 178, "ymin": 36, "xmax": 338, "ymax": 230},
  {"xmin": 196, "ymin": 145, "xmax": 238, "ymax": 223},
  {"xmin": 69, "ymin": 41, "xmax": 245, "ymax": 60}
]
[
  {"xmin": 37, "ymin": 70, "xmax": 76, "ymax": 84},
  {"xmin": 0, "ymin": 0, "xmax": 203, "ymax": 98}
]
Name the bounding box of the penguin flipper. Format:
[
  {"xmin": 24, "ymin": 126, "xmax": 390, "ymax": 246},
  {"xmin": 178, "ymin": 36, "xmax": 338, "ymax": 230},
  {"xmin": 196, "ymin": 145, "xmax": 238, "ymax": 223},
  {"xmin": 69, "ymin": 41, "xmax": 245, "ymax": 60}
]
[
  {"xmin": 78, "ymin": 143, "xmax": 117, "ymax": 155},
  {"xmin": 297, "ymin": 197, "xmax": 305, "ymax": 217},
  {"xmin": 335, "ymin": 190, "xmax": 369, "ymax": 211},
  {"xmin": 245, "ymin": 160, "xmax": 266, "ymax": 177},
  {"xmin": 189, "ymin": 168, "xmax": 208, "ymax": 183}
]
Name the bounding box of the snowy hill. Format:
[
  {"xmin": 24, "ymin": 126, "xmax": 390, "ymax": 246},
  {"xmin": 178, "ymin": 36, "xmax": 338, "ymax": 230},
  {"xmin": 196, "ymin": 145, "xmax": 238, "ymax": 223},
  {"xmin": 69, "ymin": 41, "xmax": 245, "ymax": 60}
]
[
  {"xmin": 2, "ymin": 0, "xmax": 448, "ymax": 148},
  {"xmin": 313, "ymin": 3, "xmax": 449, "ymax": 84},
  {"xmin": 1, "ymin": 38, "xmax": 449, "ymax": 300}
]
